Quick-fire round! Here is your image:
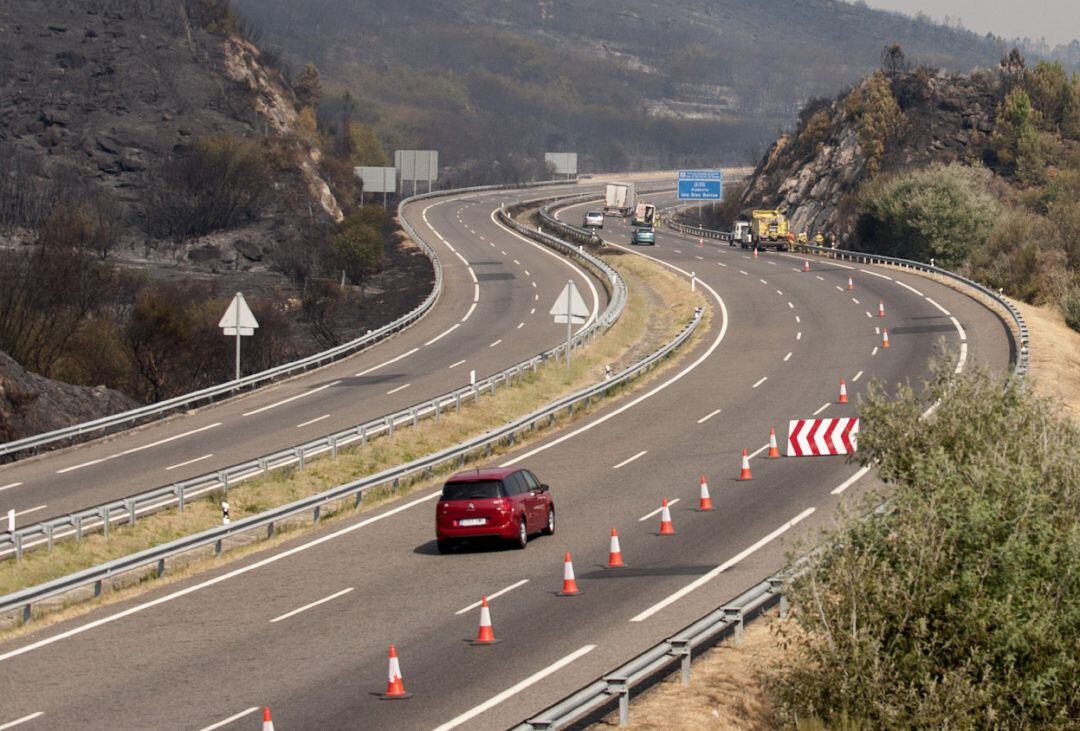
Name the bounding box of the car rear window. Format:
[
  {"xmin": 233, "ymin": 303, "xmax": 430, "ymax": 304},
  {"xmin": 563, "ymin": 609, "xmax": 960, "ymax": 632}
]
[{"xmin": 441, "ymin": 480, "xmax": 505, "ymax": 500}]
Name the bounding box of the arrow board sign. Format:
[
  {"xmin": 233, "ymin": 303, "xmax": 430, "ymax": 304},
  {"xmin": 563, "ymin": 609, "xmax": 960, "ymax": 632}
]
[
  {"xmin": 219, "ymin": 292, "xmax": 259, "ymax": 336},
  {"xmin": 550, "ymin": 281, "xmax": 589, "ymax": 324}
]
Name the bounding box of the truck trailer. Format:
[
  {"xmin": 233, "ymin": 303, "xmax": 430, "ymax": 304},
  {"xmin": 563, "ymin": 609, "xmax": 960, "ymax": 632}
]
[{"xmin": 604, "ymin": 182, "xmax": 636, "ymax": 217}]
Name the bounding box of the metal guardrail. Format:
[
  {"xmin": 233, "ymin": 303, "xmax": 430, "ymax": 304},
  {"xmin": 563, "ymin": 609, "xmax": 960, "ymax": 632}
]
[
  {"xmin": 0, "ymin": 179, "xmax": 579, "ymax": 461},
  {"xmin": 1, "ymin": 306, "xmax": 702, "ymax": 622},
  {"xmin": 665, "ymin": 221, "xmax": 1029, "ymax": 379},
  {"xmin": 0, "ymin": 190, "xmax": 622, "ymax": 562}
]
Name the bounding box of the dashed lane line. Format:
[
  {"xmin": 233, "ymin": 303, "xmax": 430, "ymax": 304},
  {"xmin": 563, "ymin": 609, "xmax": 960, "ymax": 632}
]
[
  {"xmin": 198, "ymin": 707, "xmax": 259, "ymax": 731},
  {"xmin": 455, "ymin": 579, "xmax": 530, "ymax": 615},
  {"xmin": 812, "ymin": 403, "xmax": 830, "ymax": 416},
  {"xmin": 57, "ymin": 422, "xmax": 223, "ymax": 473},
  {"xmin": 354, "ymin": 348, "xmax": 420, "ymax": 378},
  {"xmin": 638, "ymin": 498, "xmax": 680, "ymax": 522},
  {"xmin": 386, "ymin": 383, "xmax": 411, "ymax": 395},
  {"xmin": 613, "ymin": 450, "xmax": 647, "ymax": 469},
  {"xmin": 752, "ymin": 376, "xmax": 768, "ymax": 388},
  {"xmin": 697, "ymin": 409, "xmax": 721, "ymax": 424},
  {"xmin": 165, "ymin": 453, "xmax": 214, "ymax": 471},
  {"xmin": 0, "ymin": 713, "xmax": 45, "ymax": 730},
  {"xmin": 269, "ymin": 587, "xmax": 354, "ymax": 623}
]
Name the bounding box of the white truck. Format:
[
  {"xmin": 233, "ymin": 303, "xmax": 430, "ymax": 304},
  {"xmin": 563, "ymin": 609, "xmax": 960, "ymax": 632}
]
[
  {"xmin": 733, "ymin": 221, "xmax": 752, "ymax": 247},
  {"xmin": 603, "ymin": 181, "xmax": 636, "ymax": 217}
]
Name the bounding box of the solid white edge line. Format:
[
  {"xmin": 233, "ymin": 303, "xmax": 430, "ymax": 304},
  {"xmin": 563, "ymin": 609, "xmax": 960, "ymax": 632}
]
[
  {"xmin": 950, "ymin": 316, "xmax": 967, "ymax": 341},
  {"xmin": 242, "ymin": 382, "xmax": 340, "ymax": 417},
  {"xmin": 461, "ymin": 301, "xmax": 478, "ymax": 322},
  {"xmin": 895, "ymin": 280, "xmax": 923, "ymax": 296},
  {"xmin": 696, "ymin": 409, "xmax": 721, "ymax": 424},
  {"xmin": 832, "ymin": 465, "xmax": 872, "ymax": 495},
  {"xmin": 454, "ymin": 579, "xmax": 530, "ymax": 615},
  {"xmin": 752, "ymin": 376, "xmax": 768, "ymax": 388},
  {"xmin": 925, "ymin": 297, "xmax": 950, "ymax": 316},
  {"xmin": 812, "ymin": 403, "xmax": 830, "ymax": 416},
  {"xmin": 198, "ymin": 707, "xmax": 260, "ymax": 731},
  {"xmin": 956, "ymin": 342, "xmax": 969, "ymax": 374},
  {"xmin": 613, "ymin": 450, "xmax": 647, "ymax": 469},
  {"xmin": 631, "ymin": 508, "xmax": 816, "ymax": 622},
  {"xmin": 13, "ymin": 505, "xmax": 46, "ymax": 519},
  {"xmin": 269, "ymin": 587, "xmax": 354, "ymax": 623},
  {"xmin": 432, "ymin": 645, "xmax": 597, "ymax": 731},
  {"xmin": 0, "ymin": 712, "xmax": 45, "ymax": 730},
  {"xmin": 57, "ymin": 422, "xmax": 224, "ymax": 473},
  {"xmin": 638, "ymin": 498, "xmax": 680, "ymax": 522},
  {"xmin": 0, "ymin": 492, "xmax": 443, "ymax": 663},
  {"xmin": 165, "ymin": 453, "xmax": 215, "ymax": 471},
  {"xmin": 354, "ymin": 348, "xmax": 420, "ymax": 378},
  {"xmin": 860, "ymin": 268, "xmax": 893, "ymax": 280},
  {"xmin": 424, "ymin": 323, "xmax": 461, "ymax": 347},
  {"xmin": 0, "ymin": 482, "xmax": 25, "ymax": 492}
]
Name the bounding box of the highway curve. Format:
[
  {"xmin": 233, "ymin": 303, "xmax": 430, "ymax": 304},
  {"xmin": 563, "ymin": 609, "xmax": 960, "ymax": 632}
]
[
  {"xmin": 0, "ymin": 182, "xmax": 1014, "ymax": 730},
  {"xmin": 0, "ymin": 183, "xmax": 608, "ymax": 527}
]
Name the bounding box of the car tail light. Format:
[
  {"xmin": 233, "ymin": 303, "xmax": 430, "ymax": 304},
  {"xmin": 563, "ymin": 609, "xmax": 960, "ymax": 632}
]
[{"xmin": 492, "ymin": 498, "xmax": 509, "ymax": 511}]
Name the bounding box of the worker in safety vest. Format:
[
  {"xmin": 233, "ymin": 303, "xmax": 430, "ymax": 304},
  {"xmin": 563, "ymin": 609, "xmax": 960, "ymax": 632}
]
[
  {"xmin": 814, "ymin": 232, "xmax": 825, "ymax": 245},
  {"xmin": 797, "ymin": 232, "xmax": 808, "ymax": 244}
]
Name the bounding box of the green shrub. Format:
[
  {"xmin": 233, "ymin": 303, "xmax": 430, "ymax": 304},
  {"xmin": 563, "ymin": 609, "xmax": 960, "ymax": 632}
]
[
  {"xmin": 844, "ymin": 71, "xmax": 902, "ymax": 174},
  {"xmin": 1064, "ymin": 285, "xmax": 1080, "ymax": 332},
  {"xmin": 766, "ymin": 365, "xmax": 1080, "ymax": 728},
  {"xmin": 855, "ymin": 163, "xmax": 1001, "ymax": 267}
]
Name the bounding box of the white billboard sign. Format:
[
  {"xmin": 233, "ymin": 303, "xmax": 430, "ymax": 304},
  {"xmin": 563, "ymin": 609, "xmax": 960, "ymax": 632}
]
[
  {"xmin": 395, "ymin": 150, "xmax": 439, "ymax": 182},
  {"xmin": 545, "ymin": 152, "xmax": 578, "ymax": 176},
  {"xmin": 355, "ymin": 166, "xmax": 396, "ymax": 193}
]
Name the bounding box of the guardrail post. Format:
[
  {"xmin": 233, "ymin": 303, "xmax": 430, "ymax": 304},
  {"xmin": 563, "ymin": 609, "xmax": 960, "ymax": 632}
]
[
  {"xmin": 176, "ymin": 484, "xmax": 185, "ymax": 513},
  {"xmin": 606, "ymin": 675, "xmax": 630, "ymax": 727},
  {"xmin": 354, "ymin": 490, "xmax": 363, "ymax": 509},
  {"xmin": 670, "ymin": 639, "xmax": 692, "ymax": 684},
  {"xmin": 215, "ymin": 539, "xmax": 222, "ymax": 556},
  {"xmin": 297, "ymin": 447, "xmax": 305, "ymax": 471},
  {"xmin": 387, "ymin": 417, "xmax": 395, "ymax": 439},
  {"xmin": 125, "ymin": 498, "xmax": 136, "ymax": 526},
  {"xmin": 331, "ymin": 436, "xmax": 338, "ymax": 461},
  {"xmin": 768, "ymin": 578, "xmax": 789, "ymax": 619},
  {"xmin": 75, "ymin": 514, "xmax": 83, "ymax": 542},
  {"xmin": 455, "ymin": 393, "xmax": 461, "ymax": 413},
  {"xmin": 222, "ymin": 471, "xmax": 230, "ymax": 494},
  {"xmin": 94, "ymin": 580, "xmax": 102, "ymax": 598},
  {"xmin": 723, "ymin": 606, "xmax": 745, "ymax": 645},
  {"xmin": 267, "ymin": 521, "xmax": 274, "ymax": 538},
  {"xmin": 46, "ymin": 524, "xmax": 54, "ymax": 551},
  {"xmin": 14, "ymin": 533, "xmax": 23, "ymax": 562},
  {"xmin": 22, "ymin": 603, "xmax": 31, "ymax": 624},
  {"xmin": 411, "ymin": 408, "xmax": 418, "ymax": 428},
  {"xmin": 360, "ymin": 425, "xmax": 367, "ymax": 446},
  {"xmin": 434, "ymin": 399, "xmax": 441, "ymax": 423},
  {"xmin": 313, "ymin": 505, "xmax": 321, "ymax": 524},
  {"xmin": 101, "ymin": 507, "xmax": 110, "ymax": 540},
  {"xmin": 260, "ymin": 459, "xmax": 268, "ymax": 476},
  {"xmin": 156, "ymin": 558, "xmax": 165, "ymax": 578}
]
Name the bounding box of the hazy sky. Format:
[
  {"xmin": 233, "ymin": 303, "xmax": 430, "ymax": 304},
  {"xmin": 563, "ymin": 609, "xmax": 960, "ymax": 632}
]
[{"xmin": 865, "ymin": 0, "xmax": 1079, "ymax": 47}]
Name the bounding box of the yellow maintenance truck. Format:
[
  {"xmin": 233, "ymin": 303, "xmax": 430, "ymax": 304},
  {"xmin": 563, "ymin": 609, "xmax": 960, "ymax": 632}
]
[{"xmin": 746, "ymin": 209, "xmax": 790, "ymax": 251}]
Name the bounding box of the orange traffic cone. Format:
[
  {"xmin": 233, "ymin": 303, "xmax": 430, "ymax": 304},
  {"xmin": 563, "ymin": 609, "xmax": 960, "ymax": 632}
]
[
  {"xmin": 882, "ymin": 328, "xmax": 890, "ymax": 349},
  {"xmin": 739, "ymin": 449, "xmax": 752, "ymax": 480},
  {"xmin": 767, "ymin": 428, "xmax": 781, "ymax": 458},
  {"xmin": 472, "ymin": 597, "xmax": 499, "ymax": 645},
  {"xmin": 559, "ymin": 552, "xmax": 581, "ymax": 595},
  {"xmin": 803, "ymin": 259, "xmax": 810, "ymax": 272},
  {"xmin": 262, "ymin": 707, "xmax": 275, "ymax": 731},
  {"xmin": 878, "ymin": 300, "xmax": 886, "ymax": 317},
  {"xmin": 839, "ymin": 379, "xmax": 848, "ymax": 404},
  {"xmin": 381, "ymin": 645, "xmax": 412, "ymax": 700},
  {"xmin": 847, "ymin": 276, "xmax": 854, "ymax": 290},
  {"xmin": 753, "ymin": 247, "xmax": 759, "ymax": 259},
  {"xmin": 607, "ymin": 527, "xmax": 625, "ymax": 567},
  {"xmin": 698, "ymin": 475, "xmax": 714, "ymax": 511},
  {"xmin": 658, "ymin": 499, "xmax": 675, "ymax": 534},
  {"xmin": 698, "ymin": 238, "xmax": 704, "ymax": 248}
]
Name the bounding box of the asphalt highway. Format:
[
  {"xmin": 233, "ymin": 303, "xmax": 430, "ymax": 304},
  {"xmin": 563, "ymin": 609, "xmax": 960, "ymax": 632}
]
[
  {"xmin": 0, "ymin": 184, "xmax": 609, "ymax": 525},
  {"xmin": 0, "ymin": 183, "xmax": 1014, "ymax": 730}
]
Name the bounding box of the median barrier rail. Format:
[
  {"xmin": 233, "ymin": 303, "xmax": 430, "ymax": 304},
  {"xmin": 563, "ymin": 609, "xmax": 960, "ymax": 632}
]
[
  {"xmin": 0, "ymin": 304, "xmax": 702, "ymax": 622},
  {"xmin": 0, "ymin": 188, "xmax": 623, "ymax": 562},
  {"xmin": 0, "ymin": 179, "xmax": 580, "ymax": 461},
  {"xmin": 665, "ymin": 222, "xmax": 1028, "ymax": 379}
]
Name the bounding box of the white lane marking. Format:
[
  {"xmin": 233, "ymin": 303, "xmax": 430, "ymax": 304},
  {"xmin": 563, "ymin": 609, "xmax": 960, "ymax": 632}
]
[
  {"xmin": 956, "ymin": 342, "xmax": 969, "ymax": 373},
  {"xmin": 950, "ymin": 316, "xmax": 967, "ymax": 341},
  {"xmin": 925, "ymin": 297, "xmax": 950, "ymax": 315},
  {"xmin": 531, "ymin": 281, "xmax": 537, "ymax": 288},
  {"xmin": 469, "ymin": 269, "xmax": 478, "ymax": 285},
  {"xmin": 812, "ymin": 403, "xmax": 830, "ymax": 416},
  {"xmin": 433, "ymin": 645, "xmax": 597, "ymax": 731},
  {"xmin": 815, "ymin": 275, "xmax": 825, "ymax": 281},
  {"xmin": 500, "ymin": 250, "xmax": 507, "ymax": 256},
  {"xmin": 613, "ymin": 450, "xmax": 647, "ymax": 469},
  {"xmin": 0, "ymin": 491, "xmax": 444, "ymax": 663},
  {"xmin": 297, "ymin": 414, "xmax": 331, "ymax": 429},
  {"xmin": 832, "ymin": 465, "xmax": 872, "ymax": 495},
  {"xmin": 534, "ymin": 294, "xmax": 539, "ymax": 301},
  {"xmin": 738, "ymin": 270, "xmax": 748, "ymax": 275},
  {"xmin": 833, "ymin": 262, "xmax": 855, "ymax": 270},
  {"xmin": 836, "ymin": 285, "xmax": 844, "ymax": 292},
  {"xmin": 516, "ymin": 322, "xmax": 525, "ymax": 329},
  {"xmin": 0, "ymin": 713, "xmax": 45, "ymax": 730},
  {"xmin": 795, "ymin": 315, "xmax": 800, "ymax": 323},
  {"xmin": 852, "ymin": 370, "xmax": 864, "ymax": 382},
  {"xmin": 760, "ymin": 278, "xmax": 768, "ymax": 285},
  {"xmin": 631, "ymin": 508, "xmax": 816, "ymax": 622},
  {"xmin": 489, "ymin": 339, "xmax": 502, "ymax": 348},
  {"xmin": 270, "ymin": 587, "xmax": 354, "ymax": 623},
  {"xmin": 866, "ymin": 311, "xmax": 873, "ymax": 319},
  {"xmin": 454, "ymin": 251, "xmax": 469, "ymax": 266},
  {"xmin": 872, "ymin": 346, "xmax": 879, "ymax": 356},
  {"xmin": 502, "ymin": 244, "xmax": 729, "ymax": 467},
  {"xmin": 896, "ymin": 280, "xmax": 923, "ymax": 296},
  {"xmin": 243, "ymin": 381, "xmax": 338, "ymax": 417},
  {"xmin": 425, "ymin": 323, "xmax": 461, "ymax": 346},
  {"xmin": 796, "ymin": 332, "xmax": 802, "ymax": 340},
  {"xmin": 784, "ymin": 352, "xmax": 792, "ymax": 362},
  {"xmin": 57, "ymin": 422, "xmax": 223, "ymax": 473},
  {"xmin": 767, "ymin": 261, "xmax": 777, "ymax": 266},
  {"xmin": 14, "ymin": 505, "xmax": 46, "ymax": 518},
  {"xmin": 697, "ymin": 409, "xmax": 721, "ymax": 424},
  {"xmin": 449, "ymin": 359, "xmax": 466, "ymax": 369},
  {"xmin": 461, "ymin": 302, "xmax": 478, "ymax": 322},
  {"xmin": 638, "ymin": 498, "xmax": 680, "ymax": 522},
  {"xmin": 748, "ymin": 443, "xmax": 770, "ymax": 460},
  {"xmin": 860, "ymin": 268, "xmax": 893, "ymax": 280},
  {"xmin": 513, "ymin": 259, "xmax": 520, "ymax": 266},
  {"xmin": 787, "ymin": 302, "xmax": 794, "ymax": 309},
  {"xmin": 529, "ymin": 308, "xmax": 536, "ymax": 315},
  {"xmin": 717, "ymin": 262, "xmax": 727, "ymax": 267},
  {"xmin": 776, "ymin": 289, "xmax": 783, "ymax": 296},
  {"xmin": 198, "ymin": 707, "xmax": 260, "ymax": 731},
  {"xmin": 354, "ymin": 348, "xmax": 420, "ymax": 378},
  {"xmin": 0, "ymin": 482, "xmax": 24, "ymax": 493},
  {"xmin": 696, "ymin": 255, "xmax": 705, "ymax": 260},
  {"xmin": 875, "ymin": 327, "xmax": 881, "ymax": 335},
  {"xmin": 386, "ymin": 383, "xmax": 411, "ymax": 395},
  {"xmin": 524, "ymin": 270, "xmax": 530, "ymax": 276},
  {"xmin": 852, "ymin": 298, "xmax": 860, "ymax": 304},
  {"xmin": 165, "ymin": 453, "xmax": 214, "ymax": 471},
  {"xmin": 752, "ymin": 376, "xmax": 768, "ymax": 388},
  {"xmin": 455, "ymin": 579, "xmax": 530, "ymax": 615},
  {"xmin": 673, "ymin": 249, "xmax": 683, "ymax": 254},
  {"xmin": 792, "ymin": 267, "xmax": 802, "ymax": 272}
]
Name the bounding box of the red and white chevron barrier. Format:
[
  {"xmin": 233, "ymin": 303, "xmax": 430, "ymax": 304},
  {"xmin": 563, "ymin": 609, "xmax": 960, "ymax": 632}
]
[{"xmin": 787, "ymin": 418, "xmax": 859, "ymax": 456}]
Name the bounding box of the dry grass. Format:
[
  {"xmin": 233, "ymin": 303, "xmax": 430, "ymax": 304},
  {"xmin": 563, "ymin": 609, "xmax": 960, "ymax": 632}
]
[
  {"xmin": 1014, "ymin": 301, "xmax": 1080, "ymax": 417},
  {"xmin": 0, "ymin": 251, "xmax": 708, "ymax": 634}
]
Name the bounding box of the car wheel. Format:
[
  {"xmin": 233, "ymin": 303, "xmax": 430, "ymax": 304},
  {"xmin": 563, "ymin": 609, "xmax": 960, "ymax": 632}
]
[
  {"xmin": 437, "ymin": 539, "xmax": 455, "ymax": 554},
  {"xmin": 512, "ymin": 517, "xmax": 528, "ymax": 549},
  {"xmin": 542, "ymin": 506, "xmax": 555, "ymax": 536}
]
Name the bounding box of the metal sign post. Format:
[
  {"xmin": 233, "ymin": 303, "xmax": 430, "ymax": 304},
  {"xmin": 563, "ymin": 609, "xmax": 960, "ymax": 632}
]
[
  {"xmin": 549, "ymin": 280, "xmax": 589, "ymax": 370},
  {"xmin": 218, "ymin": 292, "xmax": 259, "ymax": 381}
]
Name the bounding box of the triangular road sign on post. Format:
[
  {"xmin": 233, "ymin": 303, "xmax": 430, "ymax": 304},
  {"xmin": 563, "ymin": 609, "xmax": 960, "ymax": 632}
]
[
  {"xmin": 549, "ymin": 280, "xmax": 589, "ymax": 325},
  {"xmin": 219, "ymin": 292, "xmax": 259, "ymax": 380}
]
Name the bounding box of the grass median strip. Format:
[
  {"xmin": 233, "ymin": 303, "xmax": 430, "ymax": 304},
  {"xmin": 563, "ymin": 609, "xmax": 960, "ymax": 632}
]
[{"xmin": 0, "ymin": 249, "xmax": 709, "ymax": 633}]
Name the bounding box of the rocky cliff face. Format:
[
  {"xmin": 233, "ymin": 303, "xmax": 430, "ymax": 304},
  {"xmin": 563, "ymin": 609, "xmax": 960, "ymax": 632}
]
[{"xmin": 740, "ymin": 69, "xmax": 1002, "ymax": 243}]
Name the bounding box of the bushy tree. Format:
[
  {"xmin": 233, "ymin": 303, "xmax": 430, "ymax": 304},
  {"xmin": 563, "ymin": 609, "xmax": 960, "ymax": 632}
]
[
  {"xmin": 328, "ymin": 205, "xmax": 386, "ymax": 284},
  {"xmin": 767, "ymin": 365, "xmax": 1080, "ymax": 728},
  {"xmin": 855, "ymin": 163, "xmax": 1001, "ymax": 267},
  {"xmin": 294, "ymin": 62, "xmax": 322, "ymax": 110},
  {"xmin": 992, "ymin": 88, "xmax": 1046, "ymax": 185},
  {"xmin": 844, "ymin": 71, "xmax": 903, "ymax": 174}
]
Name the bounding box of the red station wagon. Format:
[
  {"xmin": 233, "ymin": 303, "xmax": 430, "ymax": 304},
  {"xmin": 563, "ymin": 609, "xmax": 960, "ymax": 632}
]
[{"xmin": 435, "ymin": 467, "xmax": 554, "ymax": 553}]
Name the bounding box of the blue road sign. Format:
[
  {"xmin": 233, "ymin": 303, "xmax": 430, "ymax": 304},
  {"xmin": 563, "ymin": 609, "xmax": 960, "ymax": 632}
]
[{"xmin": 677, "ymin": 170, "xmax": 723, "ymax": 200}]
